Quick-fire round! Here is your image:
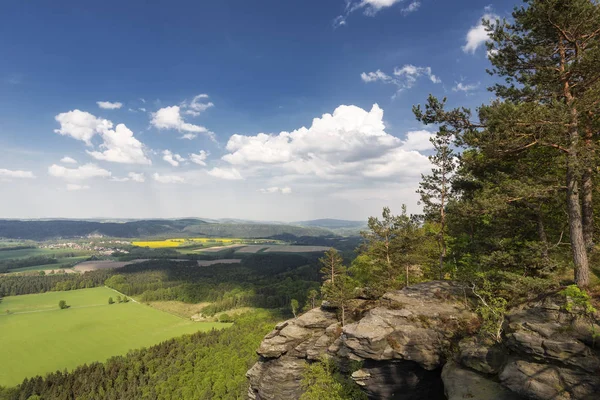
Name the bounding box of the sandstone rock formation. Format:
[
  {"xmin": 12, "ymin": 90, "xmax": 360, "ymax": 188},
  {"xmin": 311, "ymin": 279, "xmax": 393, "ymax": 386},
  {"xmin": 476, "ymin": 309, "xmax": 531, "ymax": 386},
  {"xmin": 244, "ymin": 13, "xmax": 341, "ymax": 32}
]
[{"xmin": 247, "ymin": 281, "xmax": 600, "ymax": 399}]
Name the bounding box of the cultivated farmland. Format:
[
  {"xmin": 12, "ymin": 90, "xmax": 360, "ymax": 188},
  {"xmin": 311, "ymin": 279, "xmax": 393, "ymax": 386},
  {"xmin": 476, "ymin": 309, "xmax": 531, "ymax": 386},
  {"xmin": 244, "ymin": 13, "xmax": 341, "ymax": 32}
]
[
  {"xmin": 0, "ymin": 287, "xmax": 227, "ymax": 387},
  {"xmin": 131, "ymin": 237, "xmax": 282, "ymax": 249},
  {"xmin": 262, "ymin": 245, "xmax": 330, "ymax": 253},
  {"xmin": 73, "ymin": 259, "xmax": 148, "ymax": 272}
]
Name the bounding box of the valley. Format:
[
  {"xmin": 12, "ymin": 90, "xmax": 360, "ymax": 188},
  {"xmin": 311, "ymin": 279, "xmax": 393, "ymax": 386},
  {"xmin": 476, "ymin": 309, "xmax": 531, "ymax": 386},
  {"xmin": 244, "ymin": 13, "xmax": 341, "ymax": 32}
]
[{"xmin": 0, "ymin": 225, "xmax": 343, "ymax": 393}]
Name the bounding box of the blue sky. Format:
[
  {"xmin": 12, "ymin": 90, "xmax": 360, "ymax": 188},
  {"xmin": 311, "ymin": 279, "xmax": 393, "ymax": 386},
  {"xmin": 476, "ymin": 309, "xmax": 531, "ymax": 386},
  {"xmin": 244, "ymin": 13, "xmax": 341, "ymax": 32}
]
[{"xmin": 0, "ymin": 0, "xmax": 515, "ymax": 220}]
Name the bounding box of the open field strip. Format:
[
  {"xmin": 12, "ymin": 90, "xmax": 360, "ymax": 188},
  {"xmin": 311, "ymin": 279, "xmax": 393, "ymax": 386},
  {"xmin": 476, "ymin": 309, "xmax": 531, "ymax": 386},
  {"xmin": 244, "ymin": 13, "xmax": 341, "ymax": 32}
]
[
  {"xmin": 0, "ymin": 287, "xmax": 228, "ymax": 387},
  {"xmin": 0, "ymin": 248, "xmax": 90, "ymax": 261},
  {"xmin": 235, "ymin": 245, "xmax": 268, "ymax": 253},
  {"xmin": 73, "ymin": 259, "xmax": 149, "ymax": 272},
  {"xmin": 263, "ymin": 245, "xmax": 330, "ymax": 253},
  {"xmin": 8, "ymin": 255, "xmax": 91, "ymax": 273},
  {"xmin": 196, "ymin": 259, "xmax": 241, "ymax": 266},
  {"xmin": 196, "ymin": 244, "xmax": 246, "ymax": 253},
  {"xmin": 3, "ymin": 303, "xmax": 107, "ymax": 316}
]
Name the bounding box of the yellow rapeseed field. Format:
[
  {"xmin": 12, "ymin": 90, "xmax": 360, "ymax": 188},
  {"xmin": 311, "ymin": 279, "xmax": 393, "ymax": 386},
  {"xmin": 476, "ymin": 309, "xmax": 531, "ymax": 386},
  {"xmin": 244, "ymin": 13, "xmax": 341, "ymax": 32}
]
[{"xmin": 131, "ymin": 238, "xmax": 241, "ymax": 248}]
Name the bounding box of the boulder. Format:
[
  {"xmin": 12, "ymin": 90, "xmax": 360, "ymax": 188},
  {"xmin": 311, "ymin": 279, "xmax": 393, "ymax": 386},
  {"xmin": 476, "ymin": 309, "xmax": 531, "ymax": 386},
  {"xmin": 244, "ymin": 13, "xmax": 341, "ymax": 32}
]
[
  {"xmin": 498, "ymin": 293, "xmax": 600, "ymax": 400},
  {"xmin": 247, "ymin": 357, "xmax": 307, "ymax": 400},
  {"xmin": 342, "ymin": 281, "xmax": 479, "ymax": 370},
  {"xmin": 458, "ymin": 338, "xmax": 506, "ymax": 374},
  {"xmin": 499, "ymin": 358, "xmax": 600, "ymax": 400},
  {"xmin": 257, "ymin": 308, "xmax": 338, "ymax": 359}
]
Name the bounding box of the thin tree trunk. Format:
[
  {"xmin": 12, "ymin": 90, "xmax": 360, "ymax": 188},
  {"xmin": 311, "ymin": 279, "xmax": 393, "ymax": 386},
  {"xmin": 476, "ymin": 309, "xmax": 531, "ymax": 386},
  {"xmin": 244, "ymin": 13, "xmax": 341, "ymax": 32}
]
[
  {"xmin": 535, "ymin": 206, "xmax": 549, "ymax": 261},
  {"xmin": 439, "ymin": 215, "xmax": 446, "ymax": 280},
  {"xmin": 330, "ymin": 253, "xmax": 335, "ymax": 284},
  {"xmin": 439, "ymin": 177, "xmax": 446, "ymax": 280},
  {"xmin": 405, "ymin": 264, "xmax": 409, "ymax": 287},
  {"xmin": 582, "ymin": 167, "xmax": 593, "ymax": 249},
  {"xmin": 582, "ymin": 122, "xmax": 594, "ymax": 251}
]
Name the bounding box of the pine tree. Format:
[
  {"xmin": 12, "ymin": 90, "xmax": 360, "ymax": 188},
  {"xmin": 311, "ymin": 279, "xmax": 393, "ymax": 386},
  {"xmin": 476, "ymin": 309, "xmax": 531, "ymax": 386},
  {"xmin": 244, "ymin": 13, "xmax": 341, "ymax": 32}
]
[
  {"xmin": 307, "ymin": 289, "xmax": 318, "ymax": 309},
  {"xmin": 417, "ymin": 126, "xmax": 456, "ymax": 279},
  {"xmin": 322, "ymin": 274, "xmax": 355, "ymax": 326},
  {"xmin": 318, "ymin": 248, "xmax": 344, "ymax": 284}
]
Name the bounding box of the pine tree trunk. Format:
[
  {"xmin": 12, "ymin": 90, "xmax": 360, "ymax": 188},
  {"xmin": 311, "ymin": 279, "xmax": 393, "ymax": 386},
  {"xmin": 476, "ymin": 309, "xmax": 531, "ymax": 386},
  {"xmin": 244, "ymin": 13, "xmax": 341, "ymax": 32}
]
[
  {"xmin": 582, "ymin": 167, "xmax": 594, "ymax": 250},
  {"xmin": 535, "ymin": 207, "xmax": 549, "ymax": 260},
  {"xmin": 560, "ymin": 38, "xmax": 590, "ymax": 289},
  {"xmin": 582, "ymin": 123, "xmax": 594, "ymax": 250},
  {"xmin": 439, "ymin": 197, "xmax": 446, "ymax": 280},
  {"xmin": 567, "ymin": 159, "xmax": 590, "ymax": 288}
]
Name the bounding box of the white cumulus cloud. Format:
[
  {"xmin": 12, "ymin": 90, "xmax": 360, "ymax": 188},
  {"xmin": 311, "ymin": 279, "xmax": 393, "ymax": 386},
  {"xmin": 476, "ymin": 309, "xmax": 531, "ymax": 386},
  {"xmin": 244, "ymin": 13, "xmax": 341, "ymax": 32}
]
[
  {"xmin": 48, "ymin": 163, "xmax": 111, "ymax": 181},
  {"xmin": 394, "ymin": 65, "xmax": 441, "ymax": 84},
  {"xmin": 462, "ymin": 12, "xmax": 499, "ymax": 54},
  {"xmin": 60, "ymin": 156, "xmax": 77, "ymax": 164},
  {"xmin": 220, "ymin": 104, "xmax": 431, "ymax": 182},
  {"xmin": 360, "ymin": 70, "xmax": 393, "ymax": 83},
  {"xmin": 55, "ymin": 110, "xmax": 150, "ymax": 164},
  {"xmin": 162, "ymin": 150, "xmax": 186, "ymax": 167},
  {"xmin": 54, "ymin": 110, "xmax": 113, "ymax": 146},
  {"xmin": 189, "ymin": 150, "xmax": 209, "ymax": 166},
  {"xmin": 183, "ymin": 94, "xmax": 214, "ymax": 117},
  {"xmin": 87, "ymin": 124, "xmax": 151, "ymax": 165},
  {"xmin": 151, "ymin": 106, "xmax": 213, "ymax": 139},
  {"xmin": 207, "ymin": 167, "xmax": 243, "ymax": 180},
  {"xmin": 152, "ymin": 173, "xmax": 184, "ymax": 184},
  {"xmin": 400, "ymin": 130, "xmax": 435, "ymax": 151},
  {"xmin": 97, "ymin": 101, "xmax": 123, "ymax": 110}
]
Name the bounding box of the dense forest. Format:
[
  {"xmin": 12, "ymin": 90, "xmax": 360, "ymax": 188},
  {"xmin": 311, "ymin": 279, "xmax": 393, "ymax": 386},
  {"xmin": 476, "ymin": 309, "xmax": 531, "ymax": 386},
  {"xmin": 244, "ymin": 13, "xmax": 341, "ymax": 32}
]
[{"xmin": 0, "ymin": 253, "xmax": 324, "ymax": 316}]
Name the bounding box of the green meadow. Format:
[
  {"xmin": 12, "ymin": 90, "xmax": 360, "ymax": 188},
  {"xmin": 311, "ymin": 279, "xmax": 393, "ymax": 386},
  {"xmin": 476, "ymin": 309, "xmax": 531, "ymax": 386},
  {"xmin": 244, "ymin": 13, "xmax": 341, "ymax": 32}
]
[{"xmin": 0, "ymin": 287, "xmax": 228, "ymax": 387}]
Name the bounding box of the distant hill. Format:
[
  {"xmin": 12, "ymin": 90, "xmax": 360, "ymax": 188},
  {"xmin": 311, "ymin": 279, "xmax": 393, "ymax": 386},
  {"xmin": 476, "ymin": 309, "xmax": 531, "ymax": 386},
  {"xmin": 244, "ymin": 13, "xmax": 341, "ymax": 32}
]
[
  {"xmin": 294, "ymin": 219, "xmax": 366, "ymax": 229},
  {"xmin": 0, "ymin": 219, "xmax": 334, "ymax": 241}
]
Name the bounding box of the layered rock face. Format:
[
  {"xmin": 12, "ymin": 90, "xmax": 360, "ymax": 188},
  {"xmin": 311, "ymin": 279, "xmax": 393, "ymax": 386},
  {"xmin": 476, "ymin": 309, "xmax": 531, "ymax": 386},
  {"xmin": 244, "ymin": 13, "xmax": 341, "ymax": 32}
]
[{"xmin": 247, "ymin": 281, "xmax": 600, "ymax": 399}]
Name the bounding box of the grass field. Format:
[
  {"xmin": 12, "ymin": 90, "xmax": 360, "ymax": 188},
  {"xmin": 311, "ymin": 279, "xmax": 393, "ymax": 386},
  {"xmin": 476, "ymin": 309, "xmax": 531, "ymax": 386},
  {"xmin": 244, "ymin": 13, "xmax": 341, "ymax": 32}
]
[
  {"xmin": 0, "ymin": 248, "xmax": 54, "ymax": 260},
  {"xmin": 0, "ymin": 287, "xmax": 228, "ymax": 387}
]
